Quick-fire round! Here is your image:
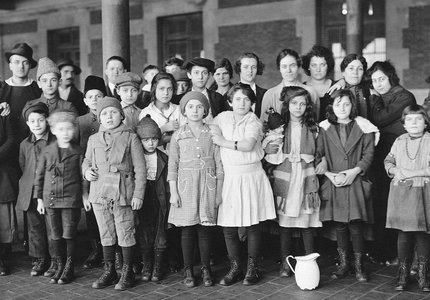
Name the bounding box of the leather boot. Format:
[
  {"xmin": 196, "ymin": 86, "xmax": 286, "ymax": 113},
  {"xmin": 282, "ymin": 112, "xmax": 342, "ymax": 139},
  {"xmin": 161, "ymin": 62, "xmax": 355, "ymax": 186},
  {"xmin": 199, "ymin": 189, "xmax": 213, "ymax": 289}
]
[
  {"xmin": 83, "ymin": 240, "xmax": 102, "ymax": 269},
  {"xmin": 220, "ymin": 257, "xmax": 243, "ymax": 286},
  {"xmin": 395, "ymin": 260, "xmax": 410, "ymax": 291},
  {"xmin": 353, "ymin": 253, "xmax": 367, "ymax": 282},
  {"xmin": 58, "ymin": 256, "xmax": 74, "ymax": 284},
  {"xmin": 201, "ymin": 265, "xmax": 213, "ymax": 287},
  {"xmin": 332, "ymin": 248, "xmax": 350, "ymax": 279},
  {"xmin": 141, "ymin": 250, "xmax": 153, "ymax": 282},
  {"xmin": 151, "ymin": 250, "xmax": 165, "ymax": 282},
  {"xmin": 0, "ymin": 244, "xmax": 9, "ymax": 276},
  {"xmin": 115, "ymin": 249, "xmax": 123, "ymax": 270},
  {"xmin": 49, "ymin": 257, "xmax": 64, "ymax": 284},
  {"xmin": 243, "ymin": 256, "xmax": 261, "ymax": 286},
  {"xmin": 418, "ymin": 257, "xmax": 430, "ymax": 292},
  {"xmin": 31, "ymin": 257, "xmax": 49, "ymax": 276},
  {"xmin": 114, "ymin": 264, "xmax": 135, "ymax": 291},
  {"xmin": 92, "ymin": 261, "xmax": 118, "ymax": 289},
  {"xmin": 183, "ymin": 265, "xmax": 195, "ymax": 288},
  {"xmin": 279, "ymin": 256, "xmax": 293, "ymax": 277},
  {"xmin": 44, "ymin": 258, "xmax": 58, "ymax": 277},
  {"xmin": 0, "ymin": 259, "xmax": 8, "ymax": 276}
]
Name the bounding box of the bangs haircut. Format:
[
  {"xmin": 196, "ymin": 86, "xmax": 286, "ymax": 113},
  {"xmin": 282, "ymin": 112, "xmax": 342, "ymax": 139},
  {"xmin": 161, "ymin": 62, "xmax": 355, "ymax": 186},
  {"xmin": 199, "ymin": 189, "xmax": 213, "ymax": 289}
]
[
  {"xmin": 326, "ymin": 89, "xmax": 358, "ymax": 124},
  {"xmin": 215, "ymin": 58, "xmax": 234, "ymax": 78},
  {"xmin": 150, "ymin": 72, "xmax": 177, "ymax": 102},
  {"xmin": 234, "ymin": 52, "xmax": 265, "ymax": 76},
  {"xmin": 302, "ymin": 45, "xmax": 335, "ymax": 77},
  {"xmin": 401, "ymin": 104, "xmax": 430, "ymax": 128},
  {"xmin": 227, "ymin": 83, "xmax": 257, "ymax": 104}
]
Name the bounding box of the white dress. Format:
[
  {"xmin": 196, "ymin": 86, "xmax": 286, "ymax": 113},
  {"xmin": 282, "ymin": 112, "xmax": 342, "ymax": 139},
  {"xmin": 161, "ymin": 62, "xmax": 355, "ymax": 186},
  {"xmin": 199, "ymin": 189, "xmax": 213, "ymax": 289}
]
[{"xmin": 212, "ymin": 111, "xmax": 276, "ymax": 227}]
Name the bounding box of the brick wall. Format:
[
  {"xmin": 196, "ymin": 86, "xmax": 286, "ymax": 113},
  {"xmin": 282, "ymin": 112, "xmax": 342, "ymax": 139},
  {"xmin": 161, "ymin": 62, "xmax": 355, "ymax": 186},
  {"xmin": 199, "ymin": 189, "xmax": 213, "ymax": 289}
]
[
  {"xmin": 215, "ymin": 19, "xmax": 301, "ymax": 88},
  {"xmin": 402, "ymin": 5, "xmax": 430, "ymax": 89}
]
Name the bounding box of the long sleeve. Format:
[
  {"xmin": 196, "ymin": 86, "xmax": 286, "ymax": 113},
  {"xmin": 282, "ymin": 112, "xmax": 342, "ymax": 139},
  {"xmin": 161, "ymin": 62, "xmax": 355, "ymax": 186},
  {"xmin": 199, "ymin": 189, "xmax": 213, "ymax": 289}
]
[
  {"xmin": 0, "ymin": 116, "xmax": 17, "ymax": 163},
  {"xmin": 82, "ymin": 136, "xmax": 94, "ymax": 177},
  {"xmin": 356, "ymin": 132, "xmax": 375, "ymax": 174},
  {"xmin": 130, "ymin": 134, "xmax": 146, "ymax": 200},
  {"xmin": 384, "ymin": 140, "xmax": 398, "ymax": 178},
  {"xmin": 19, "ymin": 141, "xmax": 26, "ymax": 172},
  {"xmin": 34, "ymin": 151, "xmax": 47, "ymax": 199}
]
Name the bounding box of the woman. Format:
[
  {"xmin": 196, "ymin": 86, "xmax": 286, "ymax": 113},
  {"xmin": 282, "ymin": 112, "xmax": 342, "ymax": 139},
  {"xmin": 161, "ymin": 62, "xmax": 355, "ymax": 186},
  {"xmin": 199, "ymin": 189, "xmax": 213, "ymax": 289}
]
[
  {"xmin": 302, "ymin": 45, "xmax": 335, "ymax": 121},
  {"xmin": 260, "ymin": 49, "xmax": 320, "ymax": 124},
  {"xmin": 210, "ymin": 58, "xmax": 234, "ymax": 99},
  {"xmin": 211, "ymin": 84, "xmax": 276, "ymax": 286},
  {"xmin": 366, "ymin": 61, "xmax": 416, "ymax": 264}
]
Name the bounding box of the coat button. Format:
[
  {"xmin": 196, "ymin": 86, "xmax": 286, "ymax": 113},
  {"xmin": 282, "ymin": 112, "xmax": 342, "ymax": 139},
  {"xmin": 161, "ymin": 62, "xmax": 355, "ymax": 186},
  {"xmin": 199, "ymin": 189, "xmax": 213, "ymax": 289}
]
[
  {"xmin": 197, "ymin": 154, "xmax": 201, "ymax": 158},
  {"xmin": 344, "ymin": 157, "xmax": 347, "ymax": 160},
  {"xmin": 51, "ymin": 180, "xmax": 55, "ymax": 183},
  {"xmin": 50, "ymin": 197, "xmax": 54, "ymax": 200},
  {"xmin": 50, "ymin": 192, "xmax": 54, "ymax": 195},
  {"xmin": 91, "ymin": 128, "xmax": 95, "ymax": 132}
]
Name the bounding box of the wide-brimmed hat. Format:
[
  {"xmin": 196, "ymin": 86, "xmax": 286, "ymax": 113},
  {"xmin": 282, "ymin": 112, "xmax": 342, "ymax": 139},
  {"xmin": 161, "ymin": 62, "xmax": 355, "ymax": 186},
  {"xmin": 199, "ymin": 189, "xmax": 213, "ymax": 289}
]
[
  {"xmin": 56, "ymin": 58, "xmax": 82, "ymax": 75},
  {"xmin": 5, "ymin": 43, "xmax": 37, "ymax": 69}
]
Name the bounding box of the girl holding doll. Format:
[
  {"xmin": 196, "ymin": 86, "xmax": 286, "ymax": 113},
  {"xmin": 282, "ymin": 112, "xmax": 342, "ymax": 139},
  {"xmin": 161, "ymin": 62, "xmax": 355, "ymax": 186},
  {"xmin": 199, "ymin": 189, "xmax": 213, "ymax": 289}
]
[
  {"xmin": 167, "ymin": 91, "xmax": 223, "ymax": 288},
  {"xmin": 316, "ymin": 89, "xmax": 379, "ymax": 282},
  {"xmin": 211, "ymin": 84, "xmax": 276, "ymax": 286},
  {"xmin": 384, "ymin": 105, "xmax": 430, "ymax": 292},
  {"xmin": 266, "ymin": 86, "xmax": 321, "ymax": 277}
]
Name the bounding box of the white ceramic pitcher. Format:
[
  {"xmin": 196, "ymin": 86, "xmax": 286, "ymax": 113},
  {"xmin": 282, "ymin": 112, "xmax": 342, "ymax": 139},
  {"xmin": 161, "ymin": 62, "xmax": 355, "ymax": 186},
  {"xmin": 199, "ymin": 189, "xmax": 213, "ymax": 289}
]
[{"xmin": 286, "ymin": 253, "xmax": 320, "ymax": 290}]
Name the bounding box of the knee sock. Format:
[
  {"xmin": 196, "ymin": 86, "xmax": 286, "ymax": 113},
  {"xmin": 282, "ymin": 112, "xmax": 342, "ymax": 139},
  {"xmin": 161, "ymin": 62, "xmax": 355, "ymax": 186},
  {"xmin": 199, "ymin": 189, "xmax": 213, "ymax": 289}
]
[
  {"xmin": 397, "ymin": 231, "xmax": 414, "ymax": 262},
  {"xmin": 103, "ymin": 245, "xmax": 116, "ymax": 262},
  {"xmin": 197, "ymin": 226, "xmax": 211, "ymax": 267},
  {"xmin": 122, "ymin": 246, "xmax": 133, "ymax": 265},
  {"xmin": 349, "ymin": 222, "xmax": 364, "ymax": 253},
  {"xmin": 181, "ymin": 226, "xmax": 196, "ymax": 266},
  {"xmin": 247, "ymin": 224, "xmax": 262, "ymax": 258},
  {"xmin": 51, "ymin": 239, "xmax": 63, "ymax": 258},
  {"xmin": 65, "ymin": 239, "xmax": 76, "ymax": 258},
  {"xmin": 223, "ymin": 227, "xmax": 241, "ymax": 259},
  {"xmin": 280, "ymin": 227, "xmax": 293, "ymax": 257},
  {"xmin": 302, "ymin": 228, "xmax": 315, "ymax": 254}
]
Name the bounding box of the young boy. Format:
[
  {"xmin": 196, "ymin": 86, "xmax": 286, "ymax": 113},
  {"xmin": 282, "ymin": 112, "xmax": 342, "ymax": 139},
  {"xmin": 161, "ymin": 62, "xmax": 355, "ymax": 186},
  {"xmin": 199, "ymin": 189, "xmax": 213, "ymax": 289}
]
[
  {"xmin": 171, "ymin": 68, "xmax": 190, "ymax": 104},
  {"xmin": 34, "ymin": 110, "xmax": 83, "ymax": 285},
  {"xmin": 24, "ymin": 57, "xmax": 78, "ymax": 116},
  {"xmin": 76, "ymin": 75, "xmax": 106, "ymax": 269},
  {"xmin": 83, "ymin": 97, "xmax": 146, "ymax": 291},
  {"xmin": 135, "ymin": 115, "xmax": 169, "ymax": 282},
  {"xmin": 115, "ymin": 72, "xmax": 143, "ymax": 131},
  {"xmin": 17, "ymin": 102, "xmax": 55, "ymax": 277}
]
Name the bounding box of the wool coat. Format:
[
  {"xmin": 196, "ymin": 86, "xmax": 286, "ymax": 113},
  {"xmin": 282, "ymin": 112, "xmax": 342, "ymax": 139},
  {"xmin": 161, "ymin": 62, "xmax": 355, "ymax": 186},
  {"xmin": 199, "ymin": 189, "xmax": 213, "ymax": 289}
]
[
  {"xmin": 17, "ymin": 132, "xmax": 55, "ymax": 211},
  {"xmin": 65, "ymin": 85, "xmax": 87, "ymax": 116},
  {"xmin": 34, "ymin": 142, "xmax": 83, "ymax": 208},
  {"xmin": 254, "ymin": 85, "xmax": 267, "ymax": 119},
  {"xmin": 0, "ymin": 115, "xmax": 19, "ymax": 204},
  {"xmin": 207, "ymin": 89, "xmax": 230, "ymax": 118},
  {"xmin": 316, "ymin": 118, "xmax": 376, "ymax": 223},
  {"xmin": 76, "ymin": 111, "xmax": 99, "ymax": 152}
]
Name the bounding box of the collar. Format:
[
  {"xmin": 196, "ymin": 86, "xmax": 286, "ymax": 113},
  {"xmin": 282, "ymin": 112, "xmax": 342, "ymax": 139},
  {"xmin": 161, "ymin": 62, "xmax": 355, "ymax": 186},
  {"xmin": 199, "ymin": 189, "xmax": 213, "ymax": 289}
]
[
  {"xmin": 121, "ymin": 102, "xmax": 138, "ymax": 109},
  {"xmin": 30, "ymin": 131, "xmax": 50, "ymax": 143},
  {"xmin": 108, "ymin": 82, "xmax": 116, "ymax": 93},
  {"xmin": 240, "ymin": 81, "xmax": 256, "ymax": 94},
  {"xmin": 149, "ymin": 102, "xmax": 175, "ymax": 115},
  {"xmin": 192, "ymin": 87, "xmax": 209, "ymax": 99},
  {"xmin": 98, "ymin": 123, "xmax": 130, "ymax": 133},
  {"xmin": 5, "ymin": 77, "xmax": 34, "ymax": 86}
]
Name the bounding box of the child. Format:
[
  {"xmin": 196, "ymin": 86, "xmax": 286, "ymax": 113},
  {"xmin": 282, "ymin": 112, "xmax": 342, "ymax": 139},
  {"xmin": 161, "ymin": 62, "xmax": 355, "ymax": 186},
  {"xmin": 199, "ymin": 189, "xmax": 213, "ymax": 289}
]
[
  {"xmin": 17, "ymin": 102, "xmax": 55, "ymax": 277},
  {"xmin": 34, "ymin": 110, "xmax": 83, "ymax": 284},
  {"xmin": 262, "ymin": 108, "xmax": 285, "ymax": 165},
  {"xmin": 168, "ymin": 91, "xmax": 223, "ymax": 288},
  {"xmin": 76, "ymin": 75, "xmax": 106, "ymax": 269},
  {"xmin": 137, "ymin": 65, "xmax": 160, "ymax": 109},
  {"xmin": 266, "ymin": 87, "xmax": 321, "ymax": 277},
  {"xmin": 171, "ymin": 68, "xmax": 190, "ymax": 104},
  {"xmin": 24, "ymin": 57, "xmax": 78, "ymax": 115},
  {"xmin": 83, "ymin": 97, "xmax": 146, "ymax": 291},
  {"xmin": 135, "ymin": 115, "xmax": 169, "ymax": 282},
  {"xmin": 0, "ymin": 113, "xmax": 19, "ymax": 276},
  {"xmin": 384, "ymin": 104, "xmax": 430, "ymax": 292},
  {"xmin": 316, "ymin": 89, "xmax": 379, "ymax": 282},
  {"xmin": 115, "ymin": 72, "xmax": 143, "ymax": 131}
]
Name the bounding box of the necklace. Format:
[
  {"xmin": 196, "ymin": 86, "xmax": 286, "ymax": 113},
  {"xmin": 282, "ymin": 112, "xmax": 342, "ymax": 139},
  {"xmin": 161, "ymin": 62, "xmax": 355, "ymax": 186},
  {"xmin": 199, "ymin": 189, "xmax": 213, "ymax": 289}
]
[{"xmin": 405, "ymin": 135, "xmax": 423, "ymax": 161}]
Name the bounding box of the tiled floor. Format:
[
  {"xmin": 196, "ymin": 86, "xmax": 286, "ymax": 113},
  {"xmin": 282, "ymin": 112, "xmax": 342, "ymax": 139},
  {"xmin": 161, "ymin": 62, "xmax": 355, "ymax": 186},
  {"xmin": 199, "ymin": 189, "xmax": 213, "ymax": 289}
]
[{"xmin": 1, "ymin": 245, "xmax": 430, "ymax": 300}]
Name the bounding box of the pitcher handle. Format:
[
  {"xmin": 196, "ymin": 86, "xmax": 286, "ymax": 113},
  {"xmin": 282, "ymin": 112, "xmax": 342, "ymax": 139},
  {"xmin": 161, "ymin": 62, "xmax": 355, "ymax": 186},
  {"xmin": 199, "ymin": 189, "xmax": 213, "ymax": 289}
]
[{"xmin": 286, "ymin": 255, "xmax": 295, "ymax": 274}]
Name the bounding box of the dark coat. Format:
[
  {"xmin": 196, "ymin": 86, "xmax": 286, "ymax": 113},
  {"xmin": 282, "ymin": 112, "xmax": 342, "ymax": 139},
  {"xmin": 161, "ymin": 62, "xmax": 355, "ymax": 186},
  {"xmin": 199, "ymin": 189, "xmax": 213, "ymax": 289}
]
[
  {"xmin": 76, "ymin": 112, "xmax": 99, "ymax": 152},
  {"xmin": 207, "ymin": 89, "xmax": 229, "ymax": 118},
  {"xmin": 0, "ymin": 115, "xmax": 19, "ymax": 203},
  {"xmin": 316, "ymin": 120, "xmax": 375, "ymax": 223},
  {"xmin": 105, "ymin": 84, "xmax": 121, "ymax": 100},
  {"xmin": 34, "ymin": 142, "xmax": 83, "ymax": 208},
  {"xmin": 65, "ymin": 85, "xmax": 87, "ymax": 116},
  {"xmin": 254, "ymin": 85, "xmax": 267, "ymax": 118}
]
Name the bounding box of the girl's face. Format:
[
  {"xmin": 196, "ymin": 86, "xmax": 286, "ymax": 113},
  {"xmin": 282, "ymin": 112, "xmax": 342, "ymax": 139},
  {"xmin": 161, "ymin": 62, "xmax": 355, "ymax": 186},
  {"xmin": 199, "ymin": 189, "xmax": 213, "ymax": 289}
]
[
  {"xmin": 155, "ymin": 79, "xmax": 173, "ymax": 105},
  {"xmin": 333, "ymin": 96, "xmax": 352, "ymax": 123},
  {"xmin": 213, "ymin": 67, "xmax": 231, "ymax": 88},
  {"xmin": 279, "ymin": 55, "xmax": 299, "ymax": 83},
  {"xmin": 288, "ymin": 95, "xmax": 307, "ymax": 121},
  {"xmin": 100, "ymin": 107, "xmax": 122, "ymax": 129},
  {"xmin": 231, "ymin": 90, "xmax": 252, "ymax": 116},
  {"xmin": 240, "ymin": 57, "xmax": 257, "ymax": 84},
  {"xmin": 309, "ymin": 56, "xmax": 328, "ymax": 81},
  {"xmin": 371, "ymin": 70, "xmax": 392, "ymax": 95},
  {"xmin": 141, "ymin": 137, "xmax": 159, "ymax": 154},
  {"xmin": 404, "ymin": 113, "xmax": 426, "ymax": 137},
  {"xmin": 342, "ymin": 59, "xmax": 364, "ymax": 86},
  {"xmin": 184, "ymin": 99, "xmax": 205, "ymax": 122}
]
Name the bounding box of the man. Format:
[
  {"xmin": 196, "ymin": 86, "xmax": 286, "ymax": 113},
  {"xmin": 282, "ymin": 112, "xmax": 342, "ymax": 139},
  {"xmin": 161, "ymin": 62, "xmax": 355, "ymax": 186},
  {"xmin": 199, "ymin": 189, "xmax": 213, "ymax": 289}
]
[
  {"xmin": 0, "ymin": 42, "xmax": 42, "ymax": 141},
  {"xmin": 57, "ymin": 58, "xmax": 87, "ymax": 116},
  {"xmin": 104, "ymin": 56, "xmax": 127, "ymax": 100}
]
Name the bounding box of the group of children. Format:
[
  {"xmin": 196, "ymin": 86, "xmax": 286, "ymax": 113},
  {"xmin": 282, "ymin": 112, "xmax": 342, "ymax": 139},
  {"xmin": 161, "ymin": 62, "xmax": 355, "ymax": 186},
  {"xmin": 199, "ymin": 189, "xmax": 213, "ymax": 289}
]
[{"xmin": 0, "ymin": 52, "xmax": 429, "ymax": 295}]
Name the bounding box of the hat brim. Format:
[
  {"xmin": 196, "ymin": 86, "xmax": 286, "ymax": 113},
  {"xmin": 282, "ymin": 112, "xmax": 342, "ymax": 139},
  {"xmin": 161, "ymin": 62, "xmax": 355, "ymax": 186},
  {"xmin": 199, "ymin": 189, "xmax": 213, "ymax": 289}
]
[
  {"xmin": 5, "ymin": 52, "xmax": 37, "ymax": 69},
  {"xmin": 58, "ymin": 63, "xmax": 82, "ymax": 75}
]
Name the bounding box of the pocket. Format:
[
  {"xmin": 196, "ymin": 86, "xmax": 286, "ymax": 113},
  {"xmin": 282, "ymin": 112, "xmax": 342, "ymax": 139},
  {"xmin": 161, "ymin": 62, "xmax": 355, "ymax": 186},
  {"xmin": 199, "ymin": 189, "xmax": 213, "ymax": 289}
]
[
  {"xmin": 206, "ymin": 172, "xmax": 217, "ymax": 191},
  {"xmin": 94, "ymin": 146, "xmax": 107, "ymax": 165},
  {"xmin": 304, "ymin": 175, "xmax": 319, "ymax": 194}
]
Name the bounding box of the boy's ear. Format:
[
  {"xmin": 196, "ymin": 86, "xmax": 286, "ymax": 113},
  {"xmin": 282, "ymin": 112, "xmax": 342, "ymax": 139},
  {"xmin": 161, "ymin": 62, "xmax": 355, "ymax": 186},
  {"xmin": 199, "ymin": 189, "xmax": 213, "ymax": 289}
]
[{"xmin": 187, "ymin": 72, "xmax": 192, "ymax": 80}]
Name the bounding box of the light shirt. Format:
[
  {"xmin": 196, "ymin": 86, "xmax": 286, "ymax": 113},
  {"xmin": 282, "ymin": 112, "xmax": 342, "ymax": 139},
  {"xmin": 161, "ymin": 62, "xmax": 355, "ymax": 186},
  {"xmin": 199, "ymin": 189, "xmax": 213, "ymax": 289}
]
[{"xmin": 145, "ymin": 152, "xmax": 158, "ymax": 180}]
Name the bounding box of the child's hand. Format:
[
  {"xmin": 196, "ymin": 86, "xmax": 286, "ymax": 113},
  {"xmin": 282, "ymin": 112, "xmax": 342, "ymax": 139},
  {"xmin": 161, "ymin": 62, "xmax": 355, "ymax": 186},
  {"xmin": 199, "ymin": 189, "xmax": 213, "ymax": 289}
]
[
  {"xmin": 315, "ymin": 158, "xmax": 327, "ymax": 175},
  {"xmin": 85, "ymin": 168, "xmax": 98, "ymax": 181},
  {"xmin": 131, "ymin": 198, "xmax": 143, "ymax": 210},
  {"xmin": 339, "ymin": 167, "xmax": 361, "ymax": 186},
  {"xmin": 264, "ymin": 141, "xmax": 280, "ymax": 154},
  {"xmin": 325, "ymin": 172, "xmax": 343, "ymax": 187},
  {"xmin": 162, "ymin": 120, "xmax": 179, "ymax": 133},
  {"xmin": 83, "ymin": 199, "xmax": 92, "ymax": 212},
  {"xmin": 37, "ymin": 198, "xmax": 45, "ymax": 215},
  {"xmin": 170, "ymin": 193, "xmax": 181, "ymax": 208}
]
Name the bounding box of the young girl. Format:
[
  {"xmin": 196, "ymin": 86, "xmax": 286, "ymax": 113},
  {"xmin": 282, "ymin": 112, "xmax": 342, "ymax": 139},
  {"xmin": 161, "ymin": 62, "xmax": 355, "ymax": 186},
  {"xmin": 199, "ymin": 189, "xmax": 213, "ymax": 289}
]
[
  {"xmin": 168, "ymin": 91, "xmax": 223, "ymax": 288},
  {"xmin": 384, "ymin": 105, "xmax": 430, "ymax": 292},
  {"xmin": 316, "ymin": 89, "xmax": 378, "ymax": 282},
  {"xmin": 266, "ymin": 86, "xmax": 321, "ymax": 277},
  {"xmin": 211, "ymin": 84, "xmax": 276, "ymax": 286}
]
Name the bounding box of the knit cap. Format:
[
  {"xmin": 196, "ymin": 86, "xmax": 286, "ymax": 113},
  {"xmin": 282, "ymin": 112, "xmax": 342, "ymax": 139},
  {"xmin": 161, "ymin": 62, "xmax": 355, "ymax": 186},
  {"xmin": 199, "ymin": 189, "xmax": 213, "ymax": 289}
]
[
  {"xmin": 84, "ymin": 75, "xmax": 107, "ymax": 96},
  {"xmin": 96, "ymin": 96, "xmax": 124, "ymax": 123},
  {"xmin": 179, "ymin": 91, "xmax": 210, "ymax": 117},
  {"xmin": 114, "ymin": 72, "xmax": 142, "ymax": 89},
  {"xmin": 37, "ymin": 57, "xmax": 60, "ymax": 80},
  {"xmin": 136, "ymin": 115, "xmax": 162, "ymax": 140}
]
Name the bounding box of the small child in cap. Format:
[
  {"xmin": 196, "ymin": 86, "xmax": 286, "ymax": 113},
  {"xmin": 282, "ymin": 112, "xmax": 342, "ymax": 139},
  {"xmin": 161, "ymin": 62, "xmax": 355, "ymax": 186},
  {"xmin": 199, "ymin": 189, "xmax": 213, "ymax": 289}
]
[
  {"xmin": 115, "ymin": 72, "xmax": 143, "ymax": 131},
  {"xmin": 168, "ymin": 91, "xmax": 223, "ymax": 288},
  {"xmin": 83, "ymin": 96, "xmax": 146, "ymax": 291},
  {"xmin": 34, "ymin": 109, "xmax": 83, "ymax": 285},
  {"xmin": 262, "ymin": 108, "xmax": 285, "ymax": 165},
  {"xmin": 134, "ymin": 115, "xmax": 170, "ymax": 282}
]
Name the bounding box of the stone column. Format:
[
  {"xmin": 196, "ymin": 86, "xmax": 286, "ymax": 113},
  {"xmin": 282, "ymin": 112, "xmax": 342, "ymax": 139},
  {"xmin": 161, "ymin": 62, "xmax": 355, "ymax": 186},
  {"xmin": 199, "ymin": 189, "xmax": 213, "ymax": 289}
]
[
  {"xmin": 346, "ymin": 0, "xmax": 363, "ymax": 55},
  {"xmin": 102, "ymin": 0, "xmax": 130, "ymax": 69}
]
